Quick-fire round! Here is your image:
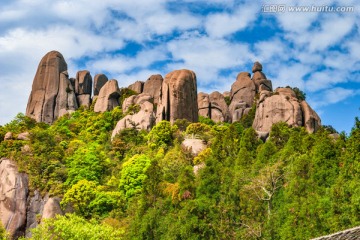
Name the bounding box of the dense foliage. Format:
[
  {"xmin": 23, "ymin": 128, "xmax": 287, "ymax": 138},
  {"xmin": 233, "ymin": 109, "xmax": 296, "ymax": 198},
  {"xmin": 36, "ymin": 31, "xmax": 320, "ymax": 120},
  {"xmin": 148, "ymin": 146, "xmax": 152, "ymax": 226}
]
[{"xmin": 1, "ymin": 108, "xmax": 359, "ymax": 239}]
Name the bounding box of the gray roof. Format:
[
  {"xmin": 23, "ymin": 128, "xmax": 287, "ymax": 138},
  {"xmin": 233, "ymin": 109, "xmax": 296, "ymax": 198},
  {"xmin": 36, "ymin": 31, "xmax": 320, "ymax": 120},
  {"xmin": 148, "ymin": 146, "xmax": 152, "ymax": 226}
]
[{"xmin": 311, "ymin": 226, "xmax": 360, "ymax": 240}]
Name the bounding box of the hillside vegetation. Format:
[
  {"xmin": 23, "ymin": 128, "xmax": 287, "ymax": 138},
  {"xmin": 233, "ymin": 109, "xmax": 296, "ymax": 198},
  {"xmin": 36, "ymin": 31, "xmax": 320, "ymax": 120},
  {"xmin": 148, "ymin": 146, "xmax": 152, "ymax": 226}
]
[{"xmin": 0, "ymin": 106, "xmax": 359, "ymax": 239}]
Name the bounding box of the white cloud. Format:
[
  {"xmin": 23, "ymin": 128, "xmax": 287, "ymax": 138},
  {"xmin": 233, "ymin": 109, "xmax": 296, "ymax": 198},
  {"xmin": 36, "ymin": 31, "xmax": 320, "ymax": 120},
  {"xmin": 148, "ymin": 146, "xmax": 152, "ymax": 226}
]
[
  {"xmin": 310, "ymin": 87, "xmax": 359, "ymax": 108},
  {"xmin": 205, "ymin": 3, "xmax": 258, "ymax": 38}
]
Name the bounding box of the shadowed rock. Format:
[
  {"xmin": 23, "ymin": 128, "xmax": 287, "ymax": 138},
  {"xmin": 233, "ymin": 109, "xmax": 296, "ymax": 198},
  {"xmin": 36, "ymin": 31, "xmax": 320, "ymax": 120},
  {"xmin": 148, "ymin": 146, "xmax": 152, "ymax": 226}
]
[
  {"xmin": 93, "ymin": 74, "xmax": 108, "ymax": 96},
  {"xmin": 156, "ymin": 69, "xmax": 198, "ymax": 123},
  {"xmin": 301, "ymin": 101, "xmax": 321, "ymax": 133}
]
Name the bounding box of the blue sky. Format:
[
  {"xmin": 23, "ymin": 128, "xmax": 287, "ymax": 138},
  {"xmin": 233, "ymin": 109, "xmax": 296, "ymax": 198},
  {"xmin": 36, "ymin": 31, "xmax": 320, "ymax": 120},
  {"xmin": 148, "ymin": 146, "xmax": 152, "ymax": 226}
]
[{"xmin": 0, "ymin": 0, "xmax": 359, "ymax": 133}]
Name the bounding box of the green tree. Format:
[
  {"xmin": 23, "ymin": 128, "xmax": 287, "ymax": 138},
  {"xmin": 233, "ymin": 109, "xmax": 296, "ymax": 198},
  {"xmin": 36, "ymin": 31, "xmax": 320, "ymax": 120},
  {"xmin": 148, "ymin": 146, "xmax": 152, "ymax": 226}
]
[{"xmin": 119, "ymin": 154, "xmax": 152, "ymax": 199}]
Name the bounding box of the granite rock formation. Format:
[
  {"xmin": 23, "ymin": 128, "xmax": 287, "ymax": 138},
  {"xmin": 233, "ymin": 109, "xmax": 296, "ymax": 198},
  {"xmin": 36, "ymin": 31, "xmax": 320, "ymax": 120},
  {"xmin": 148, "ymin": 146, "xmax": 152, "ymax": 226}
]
[
  {"xmin": 93, "ymin": 74, "xmax": 108, "ymax": 96},
  {"xmin": 156, "ymin": 69, "xmax": 198, "ymax": 123},
  {"xmin": 198, "ymin": 92, "xmax": 211, "ymax": 118},
  {"xmin": 229, "ymin": 72, "xmax": 256, "ymax": 122},
  {"xmin": 209, "ymin": 91, "xmax": 230, "ymax": 123},
  {"xmin": 252, "ymin": 87, "xmax": 321, "ymax": 134},
  {"xmin": 143, "ymin": 74, "xmax": 163, "ymax": 105},
  {"xmin": 26, "ymin": 51, "xmax": 76, "ymax": 124},
  {"xmin": 128, "ymin": 81, "xmax": 144, "ymax": 93},
  {"xmin": 75, "ymin": 70, "xmax": 92, "ymax": 108},
  {"xmin": 112, "ymin": 93, "xmax": 155, "ymax": 138},
  {"xmin": 94, "ymin": 79, "xmax": 121, "ymax": 113},
  {"xmin": 0, "ymin": 158, "xmax": 28, "ymax": 239}
]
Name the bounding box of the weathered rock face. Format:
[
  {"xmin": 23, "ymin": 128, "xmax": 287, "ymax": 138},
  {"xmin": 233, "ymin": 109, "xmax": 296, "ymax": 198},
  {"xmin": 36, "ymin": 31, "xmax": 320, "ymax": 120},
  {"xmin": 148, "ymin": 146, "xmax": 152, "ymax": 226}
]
[
  {"xmin": 41, "ymin": 197, "xmax": 63, "ymax": 220},
  {"xmin": 143, "ymin": 74, "xmax": 163, "ymax": 105},
  {"xmin": 0, "ymin": 158, "xmax": 28, "ymax": 239},
  {"xmin": 112, "ymin": 93, "xmax": 155, "ymax": 138},
  {"xmin": 209, "ymin": 91, "xmax": 230, "ymax": 123},
  {"xmin": 301, "ymin": 101, "xmax": 321, "ymax": 133},
  {"xmin": 26, "ymin": 51, "xmax": 74, "ymax": 124},
  {"xmin": 25, "ymin": 190, "xmax": 46, "ymax": 237},
  {"xmin": 25, "ymin": 192, "xmax": 63, "ymax": 237},
  {"xmin": 75, "ymin": 70, "xmax": 92, "ymax": 95},
  {"xmin": 198, "ymin": 92, "xmax": 210, "ymax": 118},
  {"xmin": 253, "ymin": 88, "xmax": 304, "ymax": 133},
  {"xmin": 156, "ymin": 69, "xmax": 198, "ymax": 123},
  {"xmin": 94, "ymin": 80, "xmax": 121, "ymax": 113},
  {"xmin": 55, "ymin": 71, "xmax": 78, "ymax": 118},
  {"xmin": 93, "ymin": 74, "xmax": 108, "ymax": 96},
  {"xmin": 75, "ymin": 70, "xmax": 92, "ymax": 108},
  {"xmin": 229, "ymin": 72, "xmax": 256, "ymax": 122},
  {"xmin": 128, "ymin": 81, "xmax": 144, "ymax": 93}
]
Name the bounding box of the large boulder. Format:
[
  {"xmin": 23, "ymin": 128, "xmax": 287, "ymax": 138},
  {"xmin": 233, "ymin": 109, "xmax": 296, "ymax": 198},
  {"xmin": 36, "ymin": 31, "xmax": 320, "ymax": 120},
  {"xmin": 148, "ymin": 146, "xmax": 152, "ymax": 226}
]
[
  {"xmin": 75, "ymin": 70, "xmax": 92, "ymax": 109},
  {"xmin": 41, "ymin": 197, "xmax": 63, "ymax": 220},
  {"xmin": 112, "ymin": 93, "xmax": 155, "ymax": 139},
  {"xmin": 156, "ymin": 69, "xmax": 198, "ymax": 123},
  {"xmin": 0, "ymin": 158, "xmax": 28, "ymax": 239},
  {"xmin": 229, "ymin": 72, "xmax": 256, "ymax": 122},
  {"xmin": 301, "ymin": 101, "xmax": 321, "ymax": 133},
  {"xmin": 93, "ymin": 74, "xmax": 108, "ymax": 96},
  {"xmin": 198, "ymin": 92, "xmax": 210, "ymax": 118},
  {"xmin": 94, "ymin": 80, "xmax": 121, "ymax": 113},
  {"xmin": 143, "ymin": 74, "xmax": 163, "ymax": 105},
  {"xmin": 252, "ymin": 88, "xmax": 303, "ymax": 133},
  {"xmin": 75, "ymin": 70, "xmax": 92, "ymax": 95},
  {"xmin": 128, "ymin": 81, "xmax": 144, "ymax": 93},
  {"xmin": 26, "ymin": 51, "xmax": 75, "ymax": 124},
  {"xmin": 209, "ymin": 91, "xmax": 230, "ymax": 122}
]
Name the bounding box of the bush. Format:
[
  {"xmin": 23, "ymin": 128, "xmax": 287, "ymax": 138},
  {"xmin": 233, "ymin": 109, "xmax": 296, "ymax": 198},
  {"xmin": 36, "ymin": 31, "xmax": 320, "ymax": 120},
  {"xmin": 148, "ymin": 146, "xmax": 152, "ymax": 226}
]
[
  {"xmin": 147, "ymin": 121, "xmax": 176, "ymax": 149},
  {"xmin": 27, "ymin": 214, "xmax": 124, "ymax": 240}
]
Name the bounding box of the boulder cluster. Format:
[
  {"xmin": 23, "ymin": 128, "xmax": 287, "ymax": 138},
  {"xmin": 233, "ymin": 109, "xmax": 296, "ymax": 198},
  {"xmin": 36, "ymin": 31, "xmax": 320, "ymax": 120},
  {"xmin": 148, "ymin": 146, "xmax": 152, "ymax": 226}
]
[
  {"xmin": 197, "ymin": 61, "xmax": 320, "ymax": 135},
  {"xmin": 26, "ymin": 51, "xmax": 321, "ymax": 138}
]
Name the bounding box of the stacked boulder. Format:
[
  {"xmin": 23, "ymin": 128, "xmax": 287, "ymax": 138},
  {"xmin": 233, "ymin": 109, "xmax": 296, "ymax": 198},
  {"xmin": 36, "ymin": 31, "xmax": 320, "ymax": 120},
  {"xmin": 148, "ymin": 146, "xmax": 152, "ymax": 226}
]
[{"xmin": 251, "ymin": 61, "xmax": 272, "ymax": 93}]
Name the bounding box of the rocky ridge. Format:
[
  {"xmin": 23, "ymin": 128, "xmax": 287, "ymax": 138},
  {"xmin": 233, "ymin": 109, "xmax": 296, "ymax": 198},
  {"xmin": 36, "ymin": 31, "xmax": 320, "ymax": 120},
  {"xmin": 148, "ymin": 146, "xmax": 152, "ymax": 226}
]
[{"xmin": 25, "ymin": 51, "xmax": 321, "ymax": 137}]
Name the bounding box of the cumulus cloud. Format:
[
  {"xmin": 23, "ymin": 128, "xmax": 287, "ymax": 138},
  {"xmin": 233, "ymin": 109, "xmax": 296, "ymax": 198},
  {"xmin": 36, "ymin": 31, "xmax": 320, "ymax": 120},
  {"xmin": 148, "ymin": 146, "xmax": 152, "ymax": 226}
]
[{"xmin": 0, "ymin": 0, "xmax": 359, "ymax": 128}]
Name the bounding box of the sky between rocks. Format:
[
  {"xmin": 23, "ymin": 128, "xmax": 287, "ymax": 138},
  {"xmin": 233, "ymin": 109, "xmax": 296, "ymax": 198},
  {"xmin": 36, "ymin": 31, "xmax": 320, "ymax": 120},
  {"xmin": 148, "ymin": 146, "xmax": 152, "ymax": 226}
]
[{"xmin": 0, "ymin": 0, "xmax": 359, "ymax": 133}]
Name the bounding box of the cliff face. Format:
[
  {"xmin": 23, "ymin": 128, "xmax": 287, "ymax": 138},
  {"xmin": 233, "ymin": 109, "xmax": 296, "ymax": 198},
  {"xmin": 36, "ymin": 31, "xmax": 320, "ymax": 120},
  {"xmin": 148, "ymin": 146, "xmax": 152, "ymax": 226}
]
[{"xmin": 26, "ymin": 51, "xmax": 321, "ymax": 135}]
